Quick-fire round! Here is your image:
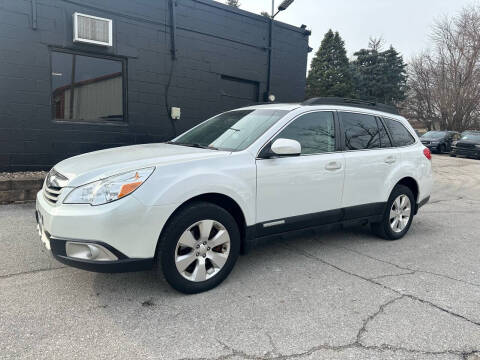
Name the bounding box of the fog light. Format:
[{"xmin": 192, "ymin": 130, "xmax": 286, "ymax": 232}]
[{"xmin": 65, "ymin": 242, "xmax": 118, "ymax": 261}]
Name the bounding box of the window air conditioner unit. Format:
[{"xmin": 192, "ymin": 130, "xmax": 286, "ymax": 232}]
[{"xmin": 73, "ymin": 12, "xmax": 112, "ymax": 47}]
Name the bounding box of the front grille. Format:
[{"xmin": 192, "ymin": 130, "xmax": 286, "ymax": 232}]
[
  {"xmin": 456, "ymin": 143, "xmax": 475, "ymax": 149},
  {"xmin": 44, "ymin": 185, "xmax": 63, "ymax": 204},
  {"xmin": 43, "ymin": 169, "xmax": 68, "ymax": 205}
]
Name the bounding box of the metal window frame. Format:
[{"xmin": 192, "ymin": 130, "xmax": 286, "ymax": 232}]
[
  {"xmin": 49, "ymin": 47, "xmax": 128, "ymax": 125},
  {"xmin": 73, "ymin": 12, "xmax": 113, "ymax": 47}
]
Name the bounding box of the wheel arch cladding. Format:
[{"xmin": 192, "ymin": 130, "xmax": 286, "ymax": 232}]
[
  {"xmin": 396, "ymin": 177, "xmax": 419, "ymax": 204},
  {"xmin": 155, "ymin": 193, "xmax": 248, "ymax": 257}
]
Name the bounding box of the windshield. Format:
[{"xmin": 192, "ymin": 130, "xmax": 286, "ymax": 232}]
[
  {"xmin": 460, "ymin": 132, "xmax": 480, "ymax": 142},
  {"xmin": 171, "ymin": 109, "xmax": 289, "ymax": 151},
  {"xmin": 421, "ymin": 131, "xmax": 446, "ymax": 140}
]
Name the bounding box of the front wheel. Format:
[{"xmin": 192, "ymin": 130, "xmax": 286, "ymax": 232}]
[
  {"xmin": 439, "ymin": 144, "xmax": 446, "ymax": 154},
  {"xmin": 371, "ymin": 185, "xmax": 415, "ymax": 241},
  {"xmin": 157, "ymin": 202, "xmax": 240, "ymax": 294}
]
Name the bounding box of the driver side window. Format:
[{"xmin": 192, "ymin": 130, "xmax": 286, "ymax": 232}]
[{"xmin": 274, "ymin": 112, "xmax": 336, "ymax": 155}]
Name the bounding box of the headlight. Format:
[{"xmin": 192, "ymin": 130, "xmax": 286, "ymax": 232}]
[
  {"xmin": 64, "ymin": 167, "xmax": 155, "ymax": 205},
  {"xmin": 475, "ymin": 145, "xmax": 480, "ymax": 149}
]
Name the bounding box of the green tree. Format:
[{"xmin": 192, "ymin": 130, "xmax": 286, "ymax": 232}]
[
  {"xmin": 351, "ymin": 43, "xmax": 407, "ymax": 104},
  {"xmin": 306, "ymin": 30, "xmax": 353, "ymax": 98},
  {"xmin": 260, "ymin": 11, "xmax": 270, "ymax": 18},
  {"xmin": 382, "ymin": 46, "xmax": 408, "ymax": 103},
  {"xmin": 225, "ymin": 0, "xmax": 240, "ymax": 8}
]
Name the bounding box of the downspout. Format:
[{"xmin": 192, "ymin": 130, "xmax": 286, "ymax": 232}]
[
  {"xmin": 165, "ymin": 0, "xmax": 178, "ymax": 137},
  {"xmin": 31, "ymin": 0, "xmax": 37, "ymax": 30},
  {"xmin": 169, "ymin": 0, "xmax": 177, "ymax": 60}
]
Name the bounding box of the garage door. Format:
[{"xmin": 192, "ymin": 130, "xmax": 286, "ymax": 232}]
[{"xmin": 220, "ymin": 75, "xmax": 259, "ymax": 112}]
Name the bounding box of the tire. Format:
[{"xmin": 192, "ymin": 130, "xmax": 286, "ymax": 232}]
[
  {"xmin": 450, "ymin": 153, "xmax": 456, "ymax": 157},
  {"xmin": 439, "ymin": 144, "xmax": 446, "ymax": 154},
  {"xmin": 371, "ymin": 185, "xmax": 415, "ymax": 241},
  {"xmin": 157, "ymin": 202, "xmax": 240, "ymax": 294}
]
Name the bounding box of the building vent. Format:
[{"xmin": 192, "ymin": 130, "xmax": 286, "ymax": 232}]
[{"xmin": 73, "ymin": 12, "xmax": 112, "ymax": 46}]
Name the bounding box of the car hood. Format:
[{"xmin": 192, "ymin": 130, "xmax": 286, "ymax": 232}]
[{"xmin": 53, "ymin": 143, "xmax": 230, "ymax": 187}]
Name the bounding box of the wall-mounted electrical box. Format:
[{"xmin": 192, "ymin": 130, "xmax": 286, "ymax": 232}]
[{"xmin": 171, "ymin": 107, "xmax": 181, "ymax": 120}]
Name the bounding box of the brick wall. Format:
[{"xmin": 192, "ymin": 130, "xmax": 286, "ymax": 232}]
[{"xmin": 0, "ymin": 0, "xmax": 310, "ymax": 171}]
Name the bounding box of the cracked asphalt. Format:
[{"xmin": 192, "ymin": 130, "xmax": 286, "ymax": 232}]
[{"xmin": 1, "ymin": 155, "xmax": 479, "ymax": 360}]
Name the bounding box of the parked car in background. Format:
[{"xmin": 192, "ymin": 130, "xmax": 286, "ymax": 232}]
[
  {"xmin": 420, "ymin": 131, "xmax": 460, "ymax": 153},
  {"xmin": 450, "ymin": 131, "xmax": 480, "ymax": 159},
  {"xmin": 35, "ymin": 98, "xmax": 433, "ymax": 294}
]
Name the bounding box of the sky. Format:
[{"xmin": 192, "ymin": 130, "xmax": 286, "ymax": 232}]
[{"xmin": 217, "ymin": 0, "xmax": 476, "ymax": 69}]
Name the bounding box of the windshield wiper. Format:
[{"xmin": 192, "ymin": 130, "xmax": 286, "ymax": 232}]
[{"xmin": 167, "ymin": 141, "xmax": 219, "ymax": 150}]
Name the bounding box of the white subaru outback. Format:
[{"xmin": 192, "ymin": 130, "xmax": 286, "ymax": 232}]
[{"xmin": 36, "ymin": 98, "xmax": 433, "ymax": 293}]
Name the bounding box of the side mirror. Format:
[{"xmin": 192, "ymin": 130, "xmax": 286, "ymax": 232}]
[{"xmin": 270, "ymin": 138, "xmax": 301, "ymax": 156}]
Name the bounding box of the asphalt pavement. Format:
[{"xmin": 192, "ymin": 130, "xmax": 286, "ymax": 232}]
[{"xmin": 1, "ymin": 154, "xmax": 479, "ymax": 360}]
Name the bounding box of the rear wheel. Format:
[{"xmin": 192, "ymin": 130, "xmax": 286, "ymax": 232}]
[
  {"xmin": 157, "ymin": 202, "xmax": 240, "ymax": 294},
  {"xmin": 371, "ymin": 185, "xmax": 415, "ymax": 241}
]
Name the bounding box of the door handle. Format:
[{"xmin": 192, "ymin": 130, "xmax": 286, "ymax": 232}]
[
  {"xmin": 325, "ymin": 161, "xmax": 342, "ymax": 171},
  {"xmin": 384, "ymin": 156, "xmax": 396, "ymax": 164}
]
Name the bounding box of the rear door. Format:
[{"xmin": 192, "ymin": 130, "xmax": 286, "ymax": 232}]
[
  {"xmin": 255, "ymin": 111, "xmax": 345, "ymax": 236},
  {"xmin": 339, "ymin": 112, "xmax": 398, "ymax": 218}
]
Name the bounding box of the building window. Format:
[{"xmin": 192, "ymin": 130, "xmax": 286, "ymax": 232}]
[{"xmin": 51, "ymin": 51, "xmax": 124, "ymax": 122}]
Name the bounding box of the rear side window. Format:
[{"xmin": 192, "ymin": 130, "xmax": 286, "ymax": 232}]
[
  {"xmin": 274, "ymin": 111, "xmax": 335, "ymax": 154},
  {"xmin": 377, "ymin": 118, "xmax": 392, "ymax": 148},
  {"xmin": 384, "ymin": 118, "xmax": 415, "ymax": 147},
  {"xmin": 340, "ymin": 112, "xmax": 380, "ymax": 150}
]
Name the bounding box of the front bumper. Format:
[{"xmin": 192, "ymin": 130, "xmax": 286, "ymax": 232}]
[
  {"xmin": 424, "ymin": 144, "xmax": 439, "ymax": 151},
  {"xmin": 51, "ymin": 233, "xmax": 153, "ymax": 272},
  {"xmin": 451, "ymin": 147, "xmax": 480, "ymax": 158},
  {"xmin": 36, "ymin": 211, "xmax": 154, "ymax": 273},
  {"xmin": 35, "ymin": 189, "xmax": 175, "ymax": 272}
]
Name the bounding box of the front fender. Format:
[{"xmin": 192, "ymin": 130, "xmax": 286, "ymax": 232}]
[{"xmin": 133, "ymin": 154, "xmax": 256, "ymax": 225}]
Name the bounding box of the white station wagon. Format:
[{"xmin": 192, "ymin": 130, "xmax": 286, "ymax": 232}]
[{"xmin": 36, "ymin": 98, "xmax": 433, "ymax": 293}]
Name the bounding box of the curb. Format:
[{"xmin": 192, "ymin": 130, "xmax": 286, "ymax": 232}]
[{"xmin": 0, "ymin": 179, "xmax": 44, "ymax": 204}]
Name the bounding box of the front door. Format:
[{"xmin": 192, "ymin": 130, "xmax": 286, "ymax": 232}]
[{"xmin": 256, "ymin": 111, "xmax": 345, "ymax": 236}]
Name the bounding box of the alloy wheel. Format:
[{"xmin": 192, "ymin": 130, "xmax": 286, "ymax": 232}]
[
  {"xmin": 389, "ymin": 195, "xmax": 411, "ymax": 233},
  {"xmin": 174, "ymin": 220, "xmax": 230, "ymax": 282}
]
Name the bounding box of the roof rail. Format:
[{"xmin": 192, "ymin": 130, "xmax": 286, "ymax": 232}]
[{"xmin": 301, "ymin": 97, "xmax": 399, "ymax": 115}]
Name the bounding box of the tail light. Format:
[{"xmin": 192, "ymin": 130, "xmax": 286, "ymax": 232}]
[{"xmin": 423, "ymin": 147, "xmax": 432, "ymax": 160}]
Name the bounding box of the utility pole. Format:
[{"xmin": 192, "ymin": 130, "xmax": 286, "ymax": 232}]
[
  {"xmin": 265, "ymin": 0, "xmax": 274, "ymax": 102},
  {"xmin": 265, "ymin": 0, "xmax": 295, "ymax": 102}
]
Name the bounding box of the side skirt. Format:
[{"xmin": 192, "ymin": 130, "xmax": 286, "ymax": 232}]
[{"xmin": 243, "ymin": 202, "xmax": 386, "ymax": 253}]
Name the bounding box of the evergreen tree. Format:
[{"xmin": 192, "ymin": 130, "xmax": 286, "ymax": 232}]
[
  {"xmin": 382, "ymin": 46, "xmax": 408, "ymax": 103},
  {"xmin": 225, "ymin": 0, "xmax": 240, "ymax": 8},
  {"xmin": 306, "ymin": 30, "xmax": 354, "ymax": 98},
  {"xmin": 260, "ymin": 11, "xmax": 271, "ymax": 18},
  {"xmin": 351, "ymin": 45, "xmax": 407, "ymax": 104}
]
